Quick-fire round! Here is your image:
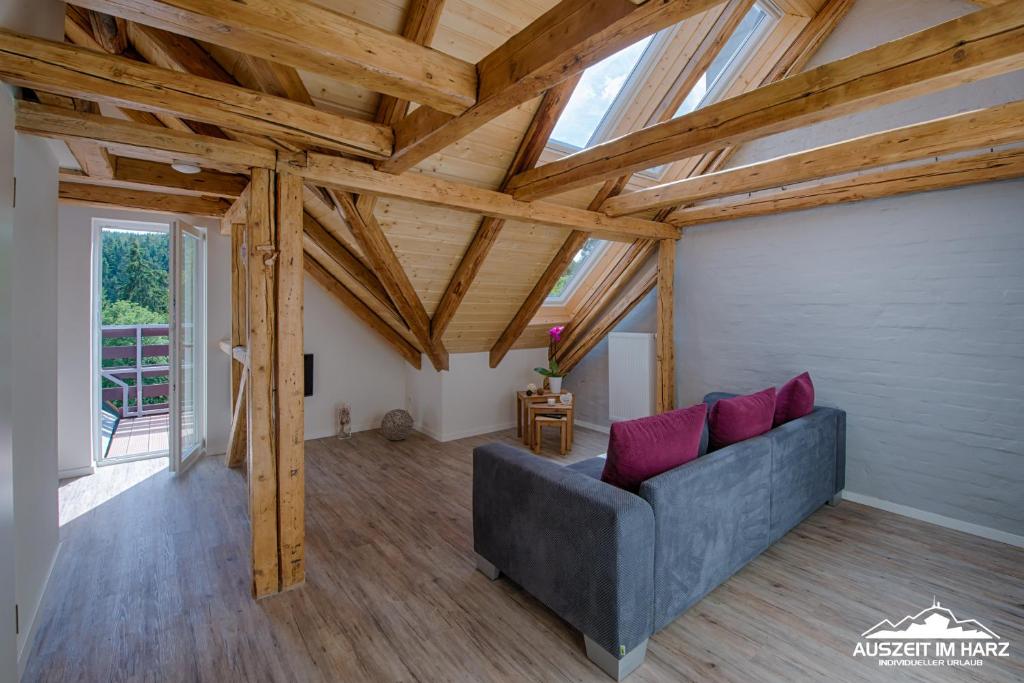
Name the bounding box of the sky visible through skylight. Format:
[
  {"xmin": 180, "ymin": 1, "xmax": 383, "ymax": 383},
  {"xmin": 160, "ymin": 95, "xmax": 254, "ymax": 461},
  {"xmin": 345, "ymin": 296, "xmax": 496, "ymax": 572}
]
[
  {"xmin": 549, "ymin": 37, "xmax": 655, "ymax": 148},
  {"xmin": 549, "ymin": 239, "xmax": 603, "ymax": 299}
]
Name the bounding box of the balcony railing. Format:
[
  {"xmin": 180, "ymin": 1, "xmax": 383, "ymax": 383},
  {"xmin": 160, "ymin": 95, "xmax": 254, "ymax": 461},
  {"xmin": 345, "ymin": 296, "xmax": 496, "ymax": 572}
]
[{"xmin": 101, "ymin": 324, "xmax": 170, "ymax": 417}]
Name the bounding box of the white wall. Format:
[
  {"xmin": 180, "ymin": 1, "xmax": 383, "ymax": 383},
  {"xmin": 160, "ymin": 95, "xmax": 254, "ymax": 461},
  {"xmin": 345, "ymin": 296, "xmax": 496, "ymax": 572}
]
[
  {"xmin": 0, "ymin": 85, "xmax": 18, "ymax": 683},
  {"xmin": 11, "ymin": 132, "xmax": 60, "ymax": 670},
  {"xmin": 303, "ymin": 274, "xmax": 408, "ymax": 438},
  {"xmin": 406, "ymin": 348, "xmax": 548, "ymax": 442},
  {"xmin": 56, "ymin": 206, "xmax": 230, "ymax": 470},
  {"xmin": 673, "ymin": 0, "xmax": 1024, "ymax": 541}
]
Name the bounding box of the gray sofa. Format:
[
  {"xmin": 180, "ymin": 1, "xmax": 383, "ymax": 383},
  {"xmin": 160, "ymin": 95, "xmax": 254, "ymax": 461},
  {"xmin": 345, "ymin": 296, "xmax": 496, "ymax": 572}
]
[{"xmin": 472, "ymin": 393, "xmax": 846, "ymax": 680}]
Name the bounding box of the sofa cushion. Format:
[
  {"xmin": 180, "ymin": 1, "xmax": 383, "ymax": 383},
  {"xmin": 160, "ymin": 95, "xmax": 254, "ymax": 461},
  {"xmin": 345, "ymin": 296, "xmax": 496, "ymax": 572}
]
[
  {"xmin": 708, "ymin": 388, "xmax": 776, "ymax": 450},
  {"xmin": 600, "ymin": 403, "xmax": 707, "ymax": 492},
  {"xmin": 774, "ymin": 372, "xmax": 815, "ymax": 427}
]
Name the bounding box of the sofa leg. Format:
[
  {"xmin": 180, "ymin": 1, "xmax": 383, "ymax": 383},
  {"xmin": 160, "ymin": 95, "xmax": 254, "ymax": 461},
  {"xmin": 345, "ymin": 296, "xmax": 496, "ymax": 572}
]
[
  {"xmin": 827, "ymin": 492, "xmax": 842, "ymax": 506},
  {"xmin": 584, "ymin": 636, "xmax": 647, "ymax": 681},
  {"xmin": 475, "ymin": 553, "xmax": 500, "ymax": 580}
]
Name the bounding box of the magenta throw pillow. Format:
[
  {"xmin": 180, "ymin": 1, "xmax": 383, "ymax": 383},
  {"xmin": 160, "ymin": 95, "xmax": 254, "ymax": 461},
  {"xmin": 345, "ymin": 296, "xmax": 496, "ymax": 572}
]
[
  {"xmin": 600, "ymin": 403, "xmax": 707, "ymax": 492},
  {"xmin": 774, "ymin": 372, "xmax": 815, "ymax": 427},
  {"xmin": 708, "ymin": 388, "xmax": 776, "ymax": 450}
]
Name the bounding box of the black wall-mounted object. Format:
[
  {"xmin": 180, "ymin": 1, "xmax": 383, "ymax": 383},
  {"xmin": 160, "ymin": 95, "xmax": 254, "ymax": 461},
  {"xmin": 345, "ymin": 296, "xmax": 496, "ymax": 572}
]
[{"xmin": 304, "ymin": 354, "xmax": 313, "ymax": 397}]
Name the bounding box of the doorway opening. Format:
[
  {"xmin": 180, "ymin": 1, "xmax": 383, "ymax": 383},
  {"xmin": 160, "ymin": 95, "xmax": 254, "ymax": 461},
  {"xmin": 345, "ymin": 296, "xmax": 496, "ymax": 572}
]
[{"xmin": 92, "ymin": 218, "xmax": 206, "ymax": 470}]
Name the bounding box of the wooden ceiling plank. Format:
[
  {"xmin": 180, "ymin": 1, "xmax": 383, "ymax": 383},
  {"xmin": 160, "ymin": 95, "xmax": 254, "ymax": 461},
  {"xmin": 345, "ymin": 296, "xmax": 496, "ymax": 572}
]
[
  {"xmin": 379, "ymin": 0, "xmax": 726, "ymax": 174},
  {"xmin": 507, "ymin": 2, "xmax": 1024, "ymax": 200},
  {"xmin": 59, "ymin": 180, "xmax": 232, "ymax": 216},
  {"xmin": 488, "ymin": 230, "xmax": 589, "ymax": 368},
  {"xmin": 304, "ymin": 255, "xmax": 422, "ymax": 370},
  {"xmin": 334, "ymin": 191, "xmax": 448, "ymax": 371},
  {"xmin": 66, "ymin": 0, "xmax": 476, "ymax": 115},
  {"xmin": 0, "ymin": 29, "xmax": 393, "ymax": 158},
  {"xmin": 376, "ymin": 0, "xmax": 447, "ymax": 127},
  {"xmin": 667, "ymin": 147, "xmax": 1024, "ymax": 228},
  {"xmin": 430, "ymin": 74, "xmax": 582, "ymax": 344},
  {"xmin": 280, "ymin": 153, "xmax": 679, "ymax": 241},
  {"xmin": 605, "ymin": 100, "xmax": 1024, "ymax": 215},
  {"xmin": 16, "ymin": 100, "xmax": 275, "ymax": 172}
]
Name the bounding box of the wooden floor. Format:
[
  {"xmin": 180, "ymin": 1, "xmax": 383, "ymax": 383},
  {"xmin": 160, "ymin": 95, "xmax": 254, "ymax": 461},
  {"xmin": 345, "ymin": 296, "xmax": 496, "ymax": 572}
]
[
  {"xmin": 104, "ymin": 412, "xmax": 169, "ymax": 460},
  {"xmin": 26, "ymin": 427, "xmax": 1024, "ymax": 682}
]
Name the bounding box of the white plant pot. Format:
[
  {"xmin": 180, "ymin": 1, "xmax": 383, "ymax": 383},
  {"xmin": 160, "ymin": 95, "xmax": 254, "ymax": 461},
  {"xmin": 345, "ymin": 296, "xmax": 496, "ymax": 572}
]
[{"xmin": 548, "ymin": 376, "xmax": 562, "ymax": 394}]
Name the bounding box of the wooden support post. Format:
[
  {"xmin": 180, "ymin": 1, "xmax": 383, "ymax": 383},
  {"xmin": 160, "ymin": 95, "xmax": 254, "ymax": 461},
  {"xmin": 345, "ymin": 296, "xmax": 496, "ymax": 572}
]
[
  {"xmin": 226, "ymin": 220, "xmax": 248, "ymax": 468},
  {"xmin": 656, "ymin": 239, "xmax": 675, "ymax": 414},
  {"xmin": 275, "ymin": 171, "xmax": 305, "ymax": 590},
  {"xmin": 244, "ymin": 168, "xmax": 306, "ymax": 597},
  {"xmin": 246, "ymin": 167, "xmax": 280, "ymax": 598}
]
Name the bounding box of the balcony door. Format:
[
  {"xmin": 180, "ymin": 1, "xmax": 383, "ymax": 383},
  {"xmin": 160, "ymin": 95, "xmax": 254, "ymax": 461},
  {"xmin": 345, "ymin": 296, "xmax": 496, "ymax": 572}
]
[{"xmin": 168, "ymin": 221, "xmax": 206, "ymax": 473}]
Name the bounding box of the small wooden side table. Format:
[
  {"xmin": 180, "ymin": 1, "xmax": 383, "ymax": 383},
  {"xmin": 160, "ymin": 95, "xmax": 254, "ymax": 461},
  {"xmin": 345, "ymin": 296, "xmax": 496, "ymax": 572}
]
[
  {"xmin": 525, "ymin": 401, "xmax": 575, "ymax": 453},
  {"xmin": 516, "ymin": 390, "xmax": 569, "ymax": 440}
]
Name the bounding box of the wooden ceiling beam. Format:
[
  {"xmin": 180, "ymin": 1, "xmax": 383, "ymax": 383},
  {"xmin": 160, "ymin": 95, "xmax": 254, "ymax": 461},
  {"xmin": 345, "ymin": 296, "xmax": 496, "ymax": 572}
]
[
  {"xmin": 489, "ymin": 231, "xmax": 589, "ymax": 368},
  {"xmin": 61, "ymin": 156, "xmax": 247, "ymax": 198},
  {"xmin": 667, "ymin": 147, "xmax": 1024, "ymax": 228},
  {"xmin": 33, "ymin": 93, "xmax": 114, "ymax": 179},
  {"xmin": 334, "ymin": 192, "xmax": 448, "ymax": 371},
  {"xmin": 376, "ymin": 0, "xmax": 447, "ymax": 127},
  {"xmin": 280, "ymin": 153, "xmax": 679, "ymax": 241},
  {"xmin": 304, "ymin": 256, "xmax": 422, "ymax": 370},
  {"xmin": 507, "ymin": 2, "xmax": 1024, "ymax": 200},
  {"xmin": 0, "ymin": 29, "xmax": 393, "ymax": 158},
  {"xmin": 302, "ymin": 211, "xmax": 397, "ymax": 321},
  {"xmin": 59, "ymin": 180, "xmax": 232, "ymax": 216},
  {"xmin": 66, "ymin": 0, "xmax": 477, "ymax": 116},
  {"xmin": 379, "ymin": 0, "xmax": 726, "ymax": 174},
  {"xmin": 430, "ymin": 74, "xmax": 581, "ymax": 344},
  {"xmin": 86, "ymin": 10, "xmax": 127, "ymax": 54},
  {"xmin": 605, "ymin": 100, "xmax": 1024, "ymax": 215},
  {"xmin": 16, "ymin": 101, "xmax": 275, "ymax": 172}
]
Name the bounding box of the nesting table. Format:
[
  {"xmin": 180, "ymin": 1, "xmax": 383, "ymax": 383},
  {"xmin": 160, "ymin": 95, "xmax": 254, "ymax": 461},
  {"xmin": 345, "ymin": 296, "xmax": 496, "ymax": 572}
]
[{"xmin": 515, "ymin": 391, "xmax": 575, "ymax": 453}]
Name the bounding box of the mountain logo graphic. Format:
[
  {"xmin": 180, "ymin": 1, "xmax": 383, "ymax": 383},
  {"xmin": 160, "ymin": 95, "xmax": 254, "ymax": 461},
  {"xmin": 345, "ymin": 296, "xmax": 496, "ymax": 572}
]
[{"xmin": 861, "ymin": 598, "xmax": 999, "ymax": 640}]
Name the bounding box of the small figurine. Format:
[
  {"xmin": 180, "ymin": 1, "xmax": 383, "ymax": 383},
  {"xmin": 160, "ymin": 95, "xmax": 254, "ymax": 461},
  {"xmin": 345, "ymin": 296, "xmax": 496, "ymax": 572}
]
[{"xmin": 526, "ymin": 382, "xmax": 537, "ymax": 396}]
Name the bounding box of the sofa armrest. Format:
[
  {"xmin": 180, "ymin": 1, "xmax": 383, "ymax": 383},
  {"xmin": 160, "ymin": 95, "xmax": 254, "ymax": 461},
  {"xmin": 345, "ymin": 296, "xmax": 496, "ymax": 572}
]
[{"xmin": 473, "ymin": 443, "xmax": 655, "ymax": 657}]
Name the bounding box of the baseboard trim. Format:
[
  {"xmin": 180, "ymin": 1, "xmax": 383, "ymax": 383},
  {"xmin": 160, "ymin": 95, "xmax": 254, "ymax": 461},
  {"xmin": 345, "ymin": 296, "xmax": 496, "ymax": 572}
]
[
  {"xmin": 842, "ymin": 491, "xmax": 1024, "ymax": 549},
  {"xmin": 574, "ymin": 420, "xmax": 610, "ymax": 435},
  {"xmin": 58, "ymin": 465, "xmax": 95, "ymax": 479},
  {"xmin": 18, "ymin": 540, "xmax": 62, "ymax": 680}
]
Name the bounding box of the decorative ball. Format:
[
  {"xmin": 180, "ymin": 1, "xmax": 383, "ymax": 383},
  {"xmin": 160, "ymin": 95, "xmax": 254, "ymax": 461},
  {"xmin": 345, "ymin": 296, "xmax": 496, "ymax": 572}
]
[{"xmin": 380, "ymin": 409, "xmax": 414, "ymax": 441}]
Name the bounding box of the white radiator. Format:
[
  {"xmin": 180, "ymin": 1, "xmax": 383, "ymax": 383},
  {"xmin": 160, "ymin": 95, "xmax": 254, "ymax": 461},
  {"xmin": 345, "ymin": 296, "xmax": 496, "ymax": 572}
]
[{"xmin": 608, "ymin": 332, "xmax": 655, "ymax": 422}]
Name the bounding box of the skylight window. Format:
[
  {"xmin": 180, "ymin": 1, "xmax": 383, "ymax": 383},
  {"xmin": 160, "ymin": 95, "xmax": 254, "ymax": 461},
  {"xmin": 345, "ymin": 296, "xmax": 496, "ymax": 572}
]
[
  {"xmin": 549, "ymin": 37, "xmax": 655, "ymax": 149},
  {"xmin": 548, "ymin": 239, "xmax": 605, "ymax": 301},
  {"xmin": 673, "ymin": 5, "xmax": 768, "ymax": 118}
]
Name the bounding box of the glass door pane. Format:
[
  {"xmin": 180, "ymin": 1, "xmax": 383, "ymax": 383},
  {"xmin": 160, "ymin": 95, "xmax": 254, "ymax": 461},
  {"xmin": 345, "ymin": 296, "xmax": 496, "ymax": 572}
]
[{"xmin": 170, "ymin": 221, "xmax": 205, "ymax": 472}]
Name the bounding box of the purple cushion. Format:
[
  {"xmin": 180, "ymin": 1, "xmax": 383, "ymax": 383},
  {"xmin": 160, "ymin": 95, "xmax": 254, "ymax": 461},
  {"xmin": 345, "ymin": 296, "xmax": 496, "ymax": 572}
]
[
  {"xmin": 600, "ymin": 403, "xmax": 707, "ymax": 492},
  {"xmin": 708, "ymin": 388, "xmax": 776, "ymax": 450},
  {"xmin": 774, "ymin": 372, "xmax": 815, "ymax": 427}
]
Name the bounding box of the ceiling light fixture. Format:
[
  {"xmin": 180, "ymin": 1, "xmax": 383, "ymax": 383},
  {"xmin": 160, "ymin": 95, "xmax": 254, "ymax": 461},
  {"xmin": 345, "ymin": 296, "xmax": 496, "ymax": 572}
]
[{"xmin": 171, "ymin": 160, "xmax": 202, "ymax": 174}]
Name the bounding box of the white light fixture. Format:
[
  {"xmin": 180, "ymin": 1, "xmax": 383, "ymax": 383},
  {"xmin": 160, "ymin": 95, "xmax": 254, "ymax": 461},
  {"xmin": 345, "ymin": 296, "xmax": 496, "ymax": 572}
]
[{"xmin": 171, "ymin": 160, "xmax": 202, "ymax": 174}]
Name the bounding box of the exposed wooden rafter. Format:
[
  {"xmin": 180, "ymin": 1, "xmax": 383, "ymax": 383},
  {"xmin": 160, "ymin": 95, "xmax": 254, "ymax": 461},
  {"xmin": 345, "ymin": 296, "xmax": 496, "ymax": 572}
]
[
  {"xmin": 280, "ymin": 153, "xmax": 679, "ymax": 241},
  {"xmin": 507, "ymin": 2, "xmax": 1024, "ymax": 199},
  {"xmin": 379, "ymin": 0, "xmax": 727, "ymax": 174},
  {"xmin": 66, "ymin": 0, "xmax": 477, "ymax": 115},
  {"xmin": 34, "ymin": 93, "xmax": 113, "ymax": 178},
  {"xmin": 334, "ymin": 192, "xmax": 449, "ymax": 371},
  {"xmin": 58, "ymin": 181, "xmax": 232, "ymax": 216},
  {"xmin": 0, "ymin": 29, "xmax": 393, "ymax": 158},
  {"xmin": 375, "ymin": 0, "xmax": 447, "ymax": 126},
  {"xmin": 666, "ymin": 147, "xmax": 1024, "ymax": 228},
  {"xmin": 605, "ymin": 100, "xmax": 1024, "ymax": 215}
]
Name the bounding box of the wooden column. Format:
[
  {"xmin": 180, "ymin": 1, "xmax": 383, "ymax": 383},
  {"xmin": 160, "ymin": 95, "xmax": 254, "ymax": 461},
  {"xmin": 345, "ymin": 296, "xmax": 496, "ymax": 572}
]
[
  {"xmin": 245, "ymin": 167, "xmax": 305, "ymax": 598},
  {"xmin": 226, "ymin": 220, "xmax": 248, "ymax": 468},
  {"xmin": 656, "ymin": 239, "xmax": 675, "ymax": 414}
]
